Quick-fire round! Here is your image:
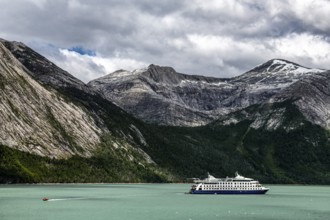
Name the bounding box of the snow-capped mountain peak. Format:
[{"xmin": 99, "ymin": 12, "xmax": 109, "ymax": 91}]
[
  {"xmin": 247, "ymin": 59, "xmax": 324, "ymax": 75},
  {"xmin": 233, "ymin": 59, "xmax": 325, "ymax": 84}
]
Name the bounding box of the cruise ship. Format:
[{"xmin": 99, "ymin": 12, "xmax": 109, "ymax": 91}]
[{"xmin": 189, "ymin": 172, "xmax": 269, "ymax": 194}]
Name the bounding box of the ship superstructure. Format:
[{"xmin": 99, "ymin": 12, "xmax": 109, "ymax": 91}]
[{"xmin": 190, "ymin": 172, "xmax": 269, "ymax": 194}]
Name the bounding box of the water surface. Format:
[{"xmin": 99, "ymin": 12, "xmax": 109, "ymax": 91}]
[{"xmin": 1, "ymin": 184, "xmax": 329, "ymax": 220}]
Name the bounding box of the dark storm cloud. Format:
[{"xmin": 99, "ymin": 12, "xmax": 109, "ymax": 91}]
[{"xmin": 0, "ymin": 0, "xmax": 329, "ymax": 82}]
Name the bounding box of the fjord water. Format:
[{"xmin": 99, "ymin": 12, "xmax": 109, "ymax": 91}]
[{"xmin": 1, "ymin": 184, "xmax": 329, "ymax": 220}]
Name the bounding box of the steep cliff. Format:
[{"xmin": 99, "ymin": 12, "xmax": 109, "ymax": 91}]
[
  {"xmin": 0, "ymin": 39, "xmax": 88, "ymax": 91},
  {"xmin": 0, "ymin": 42, "xmax": 103, "ymax": 158},
  {"xmin": 0, "ymin": 40, "xmax": 172, "ymax": 183}
]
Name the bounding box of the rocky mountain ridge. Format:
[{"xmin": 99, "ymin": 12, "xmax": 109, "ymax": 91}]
[
  {"xmin": 0, "ymin": 39, "xmax": 174, "ymax": 183},
  {"xmin": 273, "ymin": 71, "xmax": 330, "ymax": 128},
  {"xmin": 0, "ymin": 38, "xmax": 92, "ymax": 93},
  {"xmin": 89, "ymin": 59, "xmax": 327, "ymax": 127},
  {"xmin": 0, "ymin": 39, "xmax": 156, "ymax": 166},
  {"xmin": 0, "ymin": 42, "xmax": 103, "ymax": 158}
]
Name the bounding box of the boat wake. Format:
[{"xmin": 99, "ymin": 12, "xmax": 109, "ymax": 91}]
[{"xmin": 46, "ymin": 198, "xmax": 86, "ymax": 202}]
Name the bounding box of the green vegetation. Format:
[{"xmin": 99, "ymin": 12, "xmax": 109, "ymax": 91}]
[
  {"xmin": 0, "ymin": 141, "xmax": 171, "ymax": 183},
  {"xmin": 0, "ymin": 78, "xmax": 5, "ymax": 90},
  {"xmin": 6, "ymin": 98, "xmax": 21, "ymax": 117},
  {"xmin": 45, "ymin": 105, "xmax": 83, "ymax": 153},
  {"xmin": 16, "ymin": 74, "xmax": 39, "ymax": 98},
  {"xmin": 138, "ymin": 101, "xmax": 330, "ymax": 184}
]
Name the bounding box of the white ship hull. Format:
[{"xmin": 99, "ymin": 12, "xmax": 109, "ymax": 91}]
[{"xmin": 189, "ymin": 172, "xmax": 269, "ymax": 195}]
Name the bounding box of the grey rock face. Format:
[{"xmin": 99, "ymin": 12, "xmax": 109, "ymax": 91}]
[
  {"xmin": 0, "ymin": 42, "xmax": 103, "ymax": 158},
  {"xmin": 89, "ymin": 65, "xmax": 232, "ymax": 126},
  {"xmin": 273, "ymin": 71, "xmax": 330, "ymax": 128},
  {"xmin": 89, "ymin": 59, "xmax": 327, "ymax": 127},
  {"xmin": 0, "ymin": 39, "xmax": 155, "ymax": 166}
]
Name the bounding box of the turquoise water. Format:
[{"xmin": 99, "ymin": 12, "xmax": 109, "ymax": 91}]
[{"xmin": 1, "ymin": 184, "xmax": 330, "ymax": 220}]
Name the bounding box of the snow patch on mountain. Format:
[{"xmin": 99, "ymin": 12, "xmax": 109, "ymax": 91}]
[{"xmin": 270, "ymin": 59, "xmax": 323, "ymax": 75}]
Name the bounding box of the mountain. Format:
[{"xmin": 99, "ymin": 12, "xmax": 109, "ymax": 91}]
[
  {"xmin": 0, "ymin": 42, "xmax": 103, "ymax": 158},
  {"xmin": 86, "ymin": 58, "xmax": 330, "ymax": 184},
  {"xmin": 88, "ymin": 65, "xmax": 228, "ymax": 126},
  {"xmin": 1, "ymin": 38, "xmax": 330, "ymax": 185},
  {"xmin": 233, "ymin": 58, "xmax": 324, "ymax": 83},
  {"xmin": 223, "ymin": 59, "xmax": 330, "ymax": 129},
  {"xmin": 0, "ymin": 39, "xmax": 172, "ymax": 183},
  {"xmin": 273, "ymin": 71, "xmax": 330, "ymax": 128},
  {"xmin": 89, "ymin": 59, "xmax": 326, "ymax": 127}
]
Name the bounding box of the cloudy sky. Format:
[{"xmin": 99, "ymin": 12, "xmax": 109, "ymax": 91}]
[{"xmin": 1, "ymin": 0, "xmax": 330, "ymax": 82}]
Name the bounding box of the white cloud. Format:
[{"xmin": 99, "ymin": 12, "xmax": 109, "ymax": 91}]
[
  {"xmin": 187, "ymin": 34, "xmax": 266, "ymax": 56},
  {"xmin": 189, "ymin": 0, "xmax": 262, "ymax": 20},
  {"xmin": 271, "ymin": 33, "xmax": 330, "ymax": 68},
  {"xmin": 1, "ymin": 0, "xmax": 330, "ymax": 80},
  {"xmin": 184, "ymin": 32, "xmax": 330, "ymax": 75},
  {"xmin": 287, "ymin": 0, "xmax": 330, "ymax": 32},
  {"xmin": 25, "ymin": 0, "xmax": 48, "ymax": 9},
  {"xmin": 185, "ymin": 34, "xmax": 272, "ymax": 74},
  {"xmin": 52, "ymin": 49, "xmax": 147, "ymax": 83},
  {"xmin": 54, "ymin": 50, "xmax": 106, "ymax": 83}
]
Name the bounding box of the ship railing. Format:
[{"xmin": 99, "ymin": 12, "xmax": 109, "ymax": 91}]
[{"xmin": 193, "ymin": 178, "xmax": 232, "ymax": 183}]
